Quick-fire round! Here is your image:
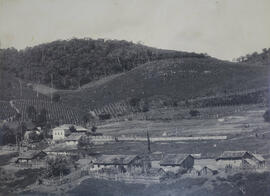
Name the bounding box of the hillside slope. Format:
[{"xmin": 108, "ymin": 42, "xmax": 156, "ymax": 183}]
[
  {"xmin": 237, "ymin": 48, "xmax": 270, "ymax": 66},
  {"xmin": 59, "ymin": 57, "xmax": 270, "ymax": 111},
  {"xmin": 0, "ymin": 71, "xmax": 48, "ymax": 101},
  {"xmin": 0, "ymin": 38, "xmax": 205, "ymax": 90}
]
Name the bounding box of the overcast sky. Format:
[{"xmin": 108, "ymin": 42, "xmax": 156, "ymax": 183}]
[{"xmin": 0, "ymin": 0, "xmax": 269, "ymax": 60}]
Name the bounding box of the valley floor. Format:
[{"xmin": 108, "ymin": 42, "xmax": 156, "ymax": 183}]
[{"xmin": 1, "ymin": 104, "xmax": 270, "ymax": 195}]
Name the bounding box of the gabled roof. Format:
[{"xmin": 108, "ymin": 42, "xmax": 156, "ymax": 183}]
[
  {"xmin": 17, "ymin": 150, "xmax": 46, "ymax": 160},
  {"xmin": 147, "ymin": 168, "xmax": 166, "ymax": 176},
  {"xmin": 243, "ymin": 159, "xmax": 257, "ymax": 166},
  {"xmin": 217, "ymin": 151, "xmax": 249, "ymax": 159},
  {"xmin": 253, "ymin": 154, "xmax": 265, "ymax": 162},
  {"xmin": 44, "ymin": 143, "xmax": 78, "ymax": 152},
  {"xmin": 93, "ymin": 155, "xmax": 139, "ymax": 165},
  {"xmin": 65, "ymin": 133, "xmax": 83, "ymax": 141},
  {"xmin": 160, "ymin": 154, "xmax": 193, "ymax": 166},
  {"xmin": 194, "ymin": 159, "xmax": 218, "ymax": 171}
]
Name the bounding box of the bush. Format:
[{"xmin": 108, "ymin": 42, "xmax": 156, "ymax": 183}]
[
  {"xmin": 129, "ymin": 97, "xmax": 141, "ymax": 107},
  {"xmin": 263, "ymin": 109, "xmax": 270, "ymax": 122},
  {"xmin": 98, "ymin": 113, "xmax": 111, "ymax": 120},
  {"xmin": 91, "ymin": 125, "xmax": 97, "ymax": 133},
  {"xmin": 46, "ymin": 156, "xmax": 74, "ymax": 177},
  {"xmin": 189, "ymin": 109, "xmax": 200, "ymax": 117},
  {"xmin": 52, "ymin": 94, "xmax": 61, "ymax": 102}
]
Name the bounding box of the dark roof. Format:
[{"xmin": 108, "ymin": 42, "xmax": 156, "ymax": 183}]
[
  {"xmin": 253, "ymin": 154, "xmax": 265, "ymax": 162},
  {"xmin": 44, "ymin": 143, "xmax": 78, "ymax": 152},
  {"xmin": 160, "ymin": 154, "xmax": 193, "ymax": 166},
  {"xmin": 65, "ymin": 133, "xmax": 83, "ymax": 141},
  {"xmin": 194, "ymin": 159, "xmax": 218, "ymax": 171},
  {"xmin": 17, "ymin": 150, "xmax": 47, "ymax": 160},
  {"xmin": 93, "ymin": 155, "xmax": 139, "ymax": 165},
  {"xmin": 217, "ymin": 151, "xmax": 249, "ymax": 159}
]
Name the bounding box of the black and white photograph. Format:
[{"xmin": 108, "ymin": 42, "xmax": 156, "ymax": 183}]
[{"xmin": 0, "ymin": 0, "xmax": 270, "ymax": 195}]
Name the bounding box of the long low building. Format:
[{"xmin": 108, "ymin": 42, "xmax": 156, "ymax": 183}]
[
  {"xmin": 92, "ymin": 155, "xmax": 146, "ymax": 174},
  {"xmin": 15, "ymin": 150, "xmax": 47, "ymax": 168},
  {"xmin": 216, "ymin": 151, "xmax": 265, "ymax": 169}
]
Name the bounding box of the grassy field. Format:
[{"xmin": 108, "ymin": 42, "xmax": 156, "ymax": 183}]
[
  {"xmin": 66, "ymin": 171, "xmax": 270, "ymax": 196},
  {"xmin": 93, "ymin": 104, "xmax": 270, "ymax": 160}
]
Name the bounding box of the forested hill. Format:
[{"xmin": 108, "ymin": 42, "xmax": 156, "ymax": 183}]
[
  {"xmin": 0, "ymin": 38, "xmax": 206, "ymax": 90},
  {"xmin": 236, "ymin": 48, "xmax": 270, "ymax": 66}
]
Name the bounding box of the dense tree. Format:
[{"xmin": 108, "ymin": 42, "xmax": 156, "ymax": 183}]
[
  {"xmin": 91, "ymin": 125, "xmax": 97, "ymax": 133},
  {"xmin": 263, "ymin": 109, "xmax": 270, "ymax": 122},
  {"xmin": 236, "ymin": 48, "xmax": 270, "ymax": 66},
  {"xmin": 78, "ymin": 136, "xmax": 93, "ymax": 152},
  {"xmin": 189, "ymin": 109, "xmax": 200, "ymax": 117},
  {"xmin": 46, "ymin": 156, "xmax": 74, "ymax": 177},
  {"xmin": 0, "ymin": 125, "xmax": 16, "ymax": 145},
  {"xmin": 52, "ymin": 94, "xmax": 61, "ymax": 102},
  {"xmin": 26, "ymin": 105, "xmax": 37, "ymax": 121},
  {"xmin": 0, "ymin": 38, "xmax": 206, "ymax": 90},
  {"xmin": 69, "ymin": 125, "xmax": 77, "ymax": 132},
  {"xmin": 35, "ymin": 108, "xmax": 47, "ymax": 127},
  {"xmin": 98, "ymin": 113, "xmax": 111, "ymax": 120}
]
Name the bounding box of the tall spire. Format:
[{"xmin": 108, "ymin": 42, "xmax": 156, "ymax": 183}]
[{"xmin": 147, "ymin": 130, "xmax": 151, "ymax": 153}]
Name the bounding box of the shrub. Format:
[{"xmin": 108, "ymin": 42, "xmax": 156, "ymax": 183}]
[
  {"xmin": 98, "ymin": 113, "xmax": 111, "ymax": 120},
  {"xmin": 46, "ymin": 156, "xmax": 74, "ymax": 177},
  {"xmin": 263, "ymin": 109, "xmax": 270, "ymax": 122},
  {"xmin": 52, "ymin": 94, "xmax": 61, "ymax": 102},
  {"xmin": 189, "ymin": 109, "xmax": 200, "ymax": 117}
]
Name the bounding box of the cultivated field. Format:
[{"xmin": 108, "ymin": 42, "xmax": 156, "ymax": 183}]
[{"xmin": 94, "ymin": 104, "xmax": 270, "ymax": 160}]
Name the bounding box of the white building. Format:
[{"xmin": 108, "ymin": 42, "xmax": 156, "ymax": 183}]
[{"xmin": 52, "ymin": 124, "xmax": 88, "ymax": 140}]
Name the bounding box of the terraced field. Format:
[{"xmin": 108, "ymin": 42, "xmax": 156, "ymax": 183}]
[
  {"xmin": 0, "ymin": 101, "xmax": 16, "ymax": 120},
  {"xmin": 13, "ymin": 99, "xmax": 86, "ymax": 124}
]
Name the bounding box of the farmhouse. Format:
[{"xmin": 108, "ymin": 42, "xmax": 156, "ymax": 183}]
[
  {"xmin": 242, "ymin": 154, "xmax": 266, "ymax": 169},
  {"xmin": 190, "ymin": 159, "xmax": 218, "ymax": 176},
  {"xmin": 15, "ymin": 150, "xmax": 47, "ymax": 168},
  {"xmin": 52, "ymin": 124, "xmax": 88, "ymax": 140},
  {"xmin": 160, "ymin": 154, "xmax": 194, "ymax": 173},
  {"xmin": 216, "ymin": 151, "xmax": 265, "ymax": 169},
  {"xmin": 93, "ymin": 155, "xmax": 144, "ymax": 173}
]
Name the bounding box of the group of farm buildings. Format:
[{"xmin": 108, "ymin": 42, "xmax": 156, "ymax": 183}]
[{"xmin": 14, "ymin": 124, "xmax": 267, "ymax": 178}]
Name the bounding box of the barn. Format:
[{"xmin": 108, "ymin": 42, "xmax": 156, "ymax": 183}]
[
  {"xmin": 159, "ymin": 154, "xmax": 194, "ymax": 173},
  {"xmin": 15, "ymin": 150, "xmax": 47, "ymax": 168},
  {"xmin": 191, "ymin": 159, "xmax": 218, "ymax": 176},
  {"xmin": 93, "ymin": 155, "xmax": 144, "ymax": 174}
]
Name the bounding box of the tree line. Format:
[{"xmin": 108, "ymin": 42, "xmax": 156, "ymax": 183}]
[
  {"xmin": 235, "ymin": 48, "xmax": 270, "ymax": 65},
  {"xmin": 0, "ymin": 38, "xmax": 206, "ymax": 90}
]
